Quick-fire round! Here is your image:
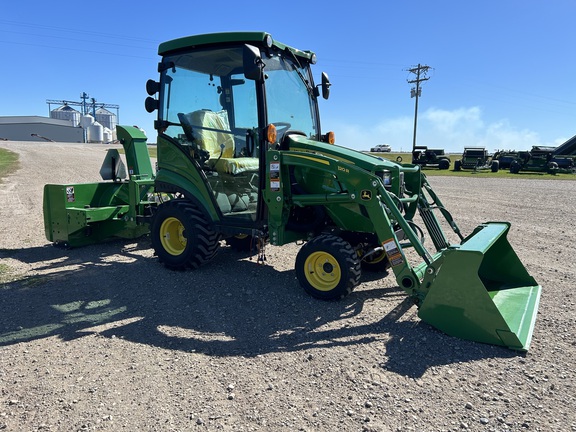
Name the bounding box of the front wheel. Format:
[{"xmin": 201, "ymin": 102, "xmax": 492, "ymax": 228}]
[
  {"xmin": 150, "ymin": 200, "xmax": 220, "ymax": 270},
  {"xmin": 295, "ymin": 235, "xmax": 361, "ymax": 300}
]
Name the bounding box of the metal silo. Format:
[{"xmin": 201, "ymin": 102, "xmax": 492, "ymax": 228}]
[
  {"xmin": 50, "ymin": 104, "xmax": 81, "ymax": 127},
  {"xmin": 95, "ymin": 108, "xmax": 117, "ymax": 131}
]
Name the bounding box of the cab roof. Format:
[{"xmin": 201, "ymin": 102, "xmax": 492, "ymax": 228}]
[{"xmin": 158, "ymin": 31, "xmax": 315, "ymax": 62}]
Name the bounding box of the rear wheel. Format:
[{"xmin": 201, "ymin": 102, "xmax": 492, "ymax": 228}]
[
  {"xmin": 491, "ymin": 160, "xmax": 500, "ymax": 172},
  {"xmin": 454, "ymin": 160, "xmax": 462, "ymax": 171},
  {"xmin": 295, "ymin": 235, "xmax": 361, "ymax": 300},
  {"xmin": 439, "ymin": 159, "xmax": 450, "ymax": 170},
  {"xmin": 151, "ymin": 200, "xmax": 220, "ymax": 270}
]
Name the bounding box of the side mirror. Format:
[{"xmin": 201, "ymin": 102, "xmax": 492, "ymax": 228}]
[
  {"xmin": 321, "ymin": 72, "xmax": 331, "ymax": 100},
  {"xmin": 243, "ymin": 44, "xmax": 264, "ymax": 81}
]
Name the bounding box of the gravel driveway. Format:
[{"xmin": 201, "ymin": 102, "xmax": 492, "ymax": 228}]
[{"xmin": 0, "ymin": 141, "xmax": 575, "ymax": 431}]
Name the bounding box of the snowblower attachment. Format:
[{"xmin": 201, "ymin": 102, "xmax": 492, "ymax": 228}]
[
  {"xmin": 417, "ymin": 222, "xmax": 540, "ymax": 351},
  {"xmin": 43, "ymin": 126, "xmax": 155, "ymax": 247}
]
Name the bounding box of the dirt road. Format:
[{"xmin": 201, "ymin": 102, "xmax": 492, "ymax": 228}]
[{"xmin": 1, "ymin": 141, "xmax": 575, "ymax": 431}]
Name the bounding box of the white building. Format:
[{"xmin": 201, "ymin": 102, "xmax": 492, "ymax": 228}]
[{"xmin": 0, "ymin": 116, "xmax": 84, "ymax": 142}]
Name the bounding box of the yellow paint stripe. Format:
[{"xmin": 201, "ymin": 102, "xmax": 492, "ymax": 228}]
[
  {"xmin": 291, "ymin": 147, "xmax": 356, "ymax": 165},
  {"xmin": 290, "ymin": 154, "xmax": 331, "ymax": 165}
]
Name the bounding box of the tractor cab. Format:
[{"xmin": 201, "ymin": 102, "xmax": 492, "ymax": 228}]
[{"xmin": 145, "ymin": 33, "xmax": 330, "ymax": 228}]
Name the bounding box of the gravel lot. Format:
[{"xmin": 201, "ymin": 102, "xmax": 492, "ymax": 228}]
[{"xmin": 0, "ymin": 141, "xmax": 575, "ymax": 432}]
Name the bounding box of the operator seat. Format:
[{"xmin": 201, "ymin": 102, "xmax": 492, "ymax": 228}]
[{"xmin": 178, "ymin": 110, "xmax": 259, "ymax": 175}]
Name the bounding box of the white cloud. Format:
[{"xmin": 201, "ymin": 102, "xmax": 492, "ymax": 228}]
[{"xmin": 330, "ymin": 106, "xmax": 549, "ymax": 153}]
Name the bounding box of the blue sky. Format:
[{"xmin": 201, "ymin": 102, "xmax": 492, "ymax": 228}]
[{"xmin": 1, "ymin": 1, "xmax": 575, "ymax": 152}]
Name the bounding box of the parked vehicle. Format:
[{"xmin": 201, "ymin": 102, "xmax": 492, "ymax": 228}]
[
  {"xmin": 454, "ymin": 147, "xmax": 499, "ymax": 172},
  {"xmin": 370, "ymin": 144, "xmax": 391, "ymax": 152},
  {"xmin": 492, "ymin": 149, "xmax": 518, "ymax": 169},
  {"xmin": 411, "ymin": 145, "xmax": 450, "ymax": 169},
  {"xmin": 510, "ymin": 146, "xmax": 575, "ymax": 174}
]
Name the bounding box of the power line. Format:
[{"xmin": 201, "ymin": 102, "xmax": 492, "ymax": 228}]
[{"xmin": 406, "ymin": 64, "xmax": 432, "ymax": 152}]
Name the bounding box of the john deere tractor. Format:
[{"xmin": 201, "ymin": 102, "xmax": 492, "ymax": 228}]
[
  {"xmin": 454, "ymin": 147, "xmax": 499, "ymax": 172},
  {"xmin": 43, "ymin": 32, "xmax": 541, "ymax": 350}
]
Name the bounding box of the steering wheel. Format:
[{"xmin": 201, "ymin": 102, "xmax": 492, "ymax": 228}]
[{"xmin": 271, "ymin": 122, "xmax": 292, "ymax": 138}]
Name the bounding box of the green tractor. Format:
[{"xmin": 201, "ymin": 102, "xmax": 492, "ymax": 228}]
[
  {"xmin": 492, "ymin": 149, "xmax": 518, "ymax": 170},
  {"xmin": 454, "ymin": 147, "xmax": 499, "ymax": 172},
  {"xmin": 411, "ymin": 145, "xmax": 451, "ymax": 170},
  {"xmin": 43, "ymin": 32, "xmax": 540, "ymax": 351},
  {"xmin": 510, "ymin": 146, "xmax": 575, "ymax": 174}
]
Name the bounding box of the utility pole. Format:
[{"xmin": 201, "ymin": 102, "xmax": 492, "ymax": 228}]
[{"xmin": 407, "ymin": 64, "xmax": 431, "ymax": 153}]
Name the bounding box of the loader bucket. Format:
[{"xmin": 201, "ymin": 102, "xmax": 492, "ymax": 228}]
[{"xmin": 418, "ymin": 222, "xmax": 540, "ymax": 351}]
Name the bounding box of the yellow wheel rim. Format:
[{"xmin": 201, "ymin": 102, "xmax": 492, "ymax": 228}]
[
  {"xmin": 160, "ymin": 217, "xmax": 186, "ymax": 256},
  {"xmin": 366, "ymin": 250, "xmax": 386, "ymax": 264},
  {"xmin": 304, "ymin": 251, "xmax": 341, "ymax": 291}
]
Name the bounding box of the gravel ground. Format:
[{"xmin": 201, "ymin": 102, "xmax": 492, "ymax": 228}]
[{"xmin": 0, "ymin": 141, "xmax": 575, "ymax": 432}]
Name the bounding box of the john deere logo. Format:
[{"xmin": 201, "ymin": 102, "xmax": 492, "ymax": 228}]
[{"xmin": 361, "ymin": 190, "xmax": 372, "ymax": 200}]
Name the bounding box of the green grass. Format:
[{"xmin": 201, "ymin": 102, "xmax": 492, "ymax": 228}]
[{"xmin": 0, "ymin": 148, "xmax": 20, "ymax": 183}]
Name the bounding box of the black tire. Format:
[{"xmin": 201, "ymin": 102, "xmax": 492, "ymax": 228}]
[
  {"xmin": 150, "ymin": 200, "xmax": 220, "ymax": 270},
  {"xmin": 547, "ymin": 161, "xmax": 559, "ymax": 174},
  {"xmin": 396, "ymin": 156, "xmax": 403, "ymax": 163},
  {"xmin": 491, "ymin": 160, "xmax": 500, "ymax": 173},
  {"xmin": 439, "ymin": 159, "xmax": 450, "ymax": 170},
  {"xmin": 454, "ymin": 160, "xmax": 462, "ymax": 171},
  {"xmin": 510, "ymin": 160, "xmax": 520, "ymax": 174},
  {"xmin": 295, "ymin": 235, "xmax": 361, "ymax": 300}
]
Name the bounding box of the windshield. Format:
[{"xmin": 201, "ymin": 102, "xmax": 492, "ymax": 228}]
[
  {"xmin": 262, "ymin": 52, "xmax": 318, "ymax": 139},
  {"xmin": 159, "ymin": 47, "xmax": 257, "ymax": 149},
  {"xmin": 158, "ymin": 46, "xmax": 319, "ymax": 145}
]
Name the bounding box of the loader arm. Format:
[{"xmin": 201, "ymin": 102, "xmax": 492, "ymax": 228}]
[
  {"xmin": 265, "ymin": 146, "xmax": 437, "ymax": 301},
  {"xmin": 268, "ymin": 136, "xmax": 541, "ymax": 351}
]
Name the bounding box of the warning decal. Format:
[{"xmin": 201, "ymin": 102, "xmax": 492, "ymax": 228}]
[
  {"xmin": 270, "ymin": 162, "xmax": 280, "ymax": 191},
  {"xmin": 383, "ymin": 239, "xmax": 404, "ymax": 267},
  {"xmin": 66, "ymin": 186, "xmax": 75, "ymax": 203}
]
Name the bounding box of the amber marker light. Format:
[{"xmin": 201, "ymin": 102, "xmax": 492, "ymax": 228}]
[
  {"xmin": 325, "ymin": 131, "xmax": 335, "ymax": 144},
  {"xmin": 266, "ymin": 124, "xmax": 277, "ymax": 144}
]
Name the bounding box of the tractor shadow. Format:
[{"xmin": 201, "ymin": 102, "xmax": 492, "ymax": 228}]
[{"xmin": 0, "ymin": 240, "xmax": 517, "ymax": 378}]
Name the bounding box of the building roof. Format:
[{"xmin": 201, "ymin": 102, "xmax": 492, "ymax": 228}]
[
  {"xmin": 54, "ymin": 105, "xmax": 80, "ymax": 112},
  {"xmin": 95, "ymin": 107, "xmax": 115, "ymax": 115},
  {"xmin": 0, "ymin": 116, "xmax": 75, "ymax": 126}
]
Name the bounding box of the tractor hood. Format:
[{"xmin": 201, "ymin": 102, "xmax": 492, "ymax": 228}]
[{"xmin": 285, "ymin": 134, "xmax": 402, "ymax": 174}]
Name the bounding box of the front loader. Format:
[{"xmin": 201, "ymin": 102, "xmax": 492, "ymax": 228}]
[{"xmin": 43, "ymin": 32, "xmax": 541, "ymax": 351}]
